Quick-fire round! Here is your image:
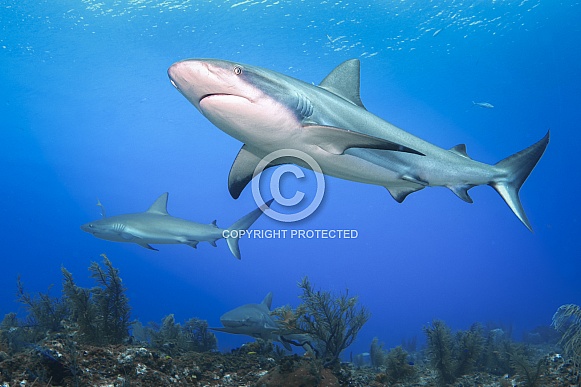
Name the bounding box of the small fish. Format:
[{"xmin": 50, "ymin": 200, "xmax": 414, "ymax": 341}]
[
  {"xmin": 433, "ymin": 28, "xmax": 442, "ymax": 37},
  {"xmin": 472, "ymin": 101, "xmax": 494, "ymax": 109}
]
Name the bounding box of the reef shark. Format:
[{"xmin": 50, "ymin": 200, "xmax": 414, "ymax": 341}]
[
  {"xmin": 167, "ymin": 58, "xmax": 549, "ymax": 231},
  {"xmin": 81, "ymin": 193, "xmax": 271, "ymax": 259},
  {"xmin": 211, "ymin": 292, "xmax": 313, "ymax": 351}
]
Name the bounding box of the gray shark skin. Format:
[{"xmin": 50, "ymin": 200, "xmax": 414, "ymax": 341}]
[
  {"xmin": 211, "ymin": 293, "xmax": 312, "ymax": 351},
  {"xmin": 168, "ymin": 58, "xmax": 549, "ymax": 231},
  {"xmin": 81, "ymin": 193, "xmax": 271, "ymax": 259}
]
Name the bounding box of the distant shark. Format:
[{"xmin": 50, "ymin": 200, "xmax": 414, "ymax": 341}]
[
  {"xmin": 168, "ymin": 58, "xmax": 549, "ymax": 231},
  {"xmin": 81, "ymin": 193, "xmax": 271, "ymax": 259},
  {"xmin": 211, "ymin": 292, "xmax": 313, "ymax": 351}
]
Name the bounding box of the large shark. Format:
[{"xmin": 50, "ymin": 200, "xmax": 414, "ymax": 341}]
[
  {"xmin": 211, "ymin": 292, "xmax": 313, "ymax": 351},
  {"xmin": 81, "ymin": 193, "xmax": 271, "ymax": 259},
  {"xmin": 167, "ymin": 58, "xmax": 549, "ymax": 231}
]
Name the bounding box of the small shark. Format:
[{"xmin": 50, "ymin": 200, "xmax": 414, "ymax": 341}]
[
  {"xmin": 211, "ymin": 292, "xmax": 312, "ymax": 351},
  {"xmin": 472, "ymin": 101, "xmax": 494, "ymax": 109},
  {"xmin": 168, "ymin": 58, "xmax": 549, "ymax": 231},
  {"xmin": 81, "ymin": 193, "xmax": 271, "ymax": 259}
]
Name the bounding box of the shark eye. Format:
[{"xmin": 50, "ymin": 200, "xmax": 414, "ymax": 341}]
[{"xmin": 233, "ymin": 65, "xmax": 242, "ymax": 75}]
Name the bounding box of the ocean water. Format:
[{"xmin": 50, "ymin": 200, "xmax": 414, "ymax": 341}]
[{"xmin": 1, "ymin": 0, "xmax": 579, "ymax": 356}]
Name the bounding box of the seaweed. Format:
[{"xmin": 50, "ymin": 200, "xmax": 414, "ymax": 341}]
[
  {"xmin": 424, "ymin": 320, "xmax": 456, "ymax": 385},
  {"xmin": 294, "ymin": 276, "xmax": 371, "ymax": 367},
  {"xmin": 507, "ymin": 343, "xmax": 546, "ymax": 387},
  {"xmin": 88, "ymin": 255, "xmax": 132, "ymax": 345},
  {"xmin": 369, "ymin": 337, "xmax": 385, "ymax": 369},
  {"xmin": 16, "ymin": 276, "xmax": 68, "ymax": 337},
  {"xmin": 61, "ymin": 254, "xmax": 131, "ymax": 345},
  {"xmin": 552, "ymin": 303, "xmax": 581, "ymax": 376},
  {"xmin": 454, "ymin": 323, "xmax": 483, "ymax": 377},
  {"xmin": 385, "ymin": 346, "xmax": 416, "ymax": 384},
  {"xmin": 146, "ymin": 314, "xmax": 217, "ymax": 355}
]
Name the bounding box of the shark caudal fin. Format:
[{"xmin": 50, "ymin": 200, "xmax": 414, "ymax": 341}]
[
  {"xmin": 226, "ymin": 199, "xmax": 273, "ymax": 259},
  {"xmin": 490, "ymin": 131, "xmax": 549, "ymax": 232}
]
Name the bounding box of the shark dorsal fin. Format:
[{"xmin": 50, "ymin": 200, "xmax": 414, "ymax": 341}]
[
  {"xmin": 449, "ymin": 144, "xmax": 471, "ymax": 159},
  {"xmin": 146, "ymin": 193, "xmax": 169, "ymax": 215},
  {"xmin": 262, "ymin": 292, "xmax": 273, "ymax": 310},
  {"xmin": 319, "ymin": 59, "xmax": 366, "ymax": 109}
]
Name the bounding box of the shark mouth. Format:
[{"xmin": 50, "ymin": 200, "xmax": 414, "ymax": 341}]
[{"xmin": 199, "ymin": 93, "xmax": 253, "ymax": 105}]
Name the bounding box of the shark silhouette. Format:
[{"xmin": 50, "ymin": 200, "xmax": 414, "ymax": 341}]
[
  {"xmin": 211, "ymin": 292, "xmax": 313, "ymax": 351},
  {"xmin": 81, "ymin": 193, "xmax": 271, "ymax": 259},
  {"xmin": 168, "ymin": 58, "xmax": 549, "ymax": 231}
]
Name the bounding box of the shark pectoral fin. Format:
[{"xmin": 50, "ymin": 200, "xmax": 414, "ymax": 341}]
[
  {"xmin": 448, "ymin": 184, "xmax": 475, "ymax": 203},
  {"xmin": 304, "ymin": 125, "xmax": 424, "ymax": 156},
  {"xmin": 121, "ymin": 232, "xmax": 135, "ymax": 240},
  {"xmin": 138, "ymin": 242, "xmax": 158, "ymax": 251},
  {"xmin": 229, "ymin": 146, "xmax": 291, "ymax": 199},
  {"xmin": 385, "ymin": 185, "xmax": 425, "ymax": 203},
  {"xmin": 229, "ymin": 145, "xmax": 268, "ymax": 199}
]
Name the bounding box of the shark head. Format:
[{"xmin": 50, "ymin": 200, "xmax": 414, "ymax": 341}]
[
  {"xmin": 213, "ymin": 292, "xmax": 280, "ymax": 338},
  {"xmin": 81, "ymin": 218, "xmax": 130, "ymax": 242},
  {"xmin": 168, "ymin": 59, "xmax": 308, "ymax": 144}
]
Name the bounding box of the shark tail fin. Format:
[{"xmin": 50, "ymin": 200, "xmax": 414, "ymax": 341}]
[
  {"xmin": 490, "ymin": 130, "xmax": 549, "ymax": 232},
  {"xmin": 226, "ymin": 199, "xmax": 273, "ymax": 259}
]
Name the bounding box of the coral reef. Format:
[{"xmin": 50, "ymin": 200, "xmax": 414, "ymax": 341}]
[
  {"xmin": 138, "ymin": 314, "xmax": 217, "ymax": 355},
  {"xmin": 552, "ymin": 303, "xmax": 581, "ymax": 382},
  {"xmin": 273, "ymin": 277, "xmax": 370, "ymax": 368},
  {"xmin": 61, "ymin": 254, "xmax": 131, "ymax": 345},
  {"xmin": 384, "ymin": 345, "xmax": 416, "ymax": 384}
]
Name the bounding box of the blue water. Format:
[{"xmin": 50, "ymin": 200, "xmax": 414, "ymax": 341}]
[{"xmin": 1, "ymin": 0, "xmax": 580, "ymax": 355}]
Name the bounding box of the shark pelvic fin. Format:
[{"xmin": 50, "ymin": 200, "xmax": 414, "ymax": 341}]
[
  {"xmin": 146, "ymin": 193, "xmax": 169, "ymax": 215},
  {"xmin": 304, "ymin": 125, "xmax": 424, "ymax": 156},
  {"xmin": 385, "ymin": 185, "xmax": 425, "ymax": 203},
  {"xmin": 490, "ymin": 130, "xmax": 549, "ymax": 232},
  {"xmin": 449, "ymin": 144, "xmax": 471, "ymax": 159},
  {"xmin": 319, "ymin": 59, "xmax": 366, "ymax": 109}
]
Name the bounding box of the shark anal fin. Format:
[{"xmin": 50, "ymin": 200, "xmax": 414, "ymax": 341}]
[
  {"xmin": 448, "ymin": 184, "xmax": 475, "ymax": 203},
  {"xmin": 386, "ymin": 185, "xmax": 425, "ymax": 203},
  {"xmin": 210, "ymin": 240, "xmax": 218, "ymax": 247},
  {"xmin": 304, "ymin": 125, "xmax": 424, "ymax": 156},
  {"xmin": 449, "ymin": 144, "xmax": 471, "ymax": 159},
  {"xmin": 319, "ymin": 59, "xmax": 366, "ymax": 109}
]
